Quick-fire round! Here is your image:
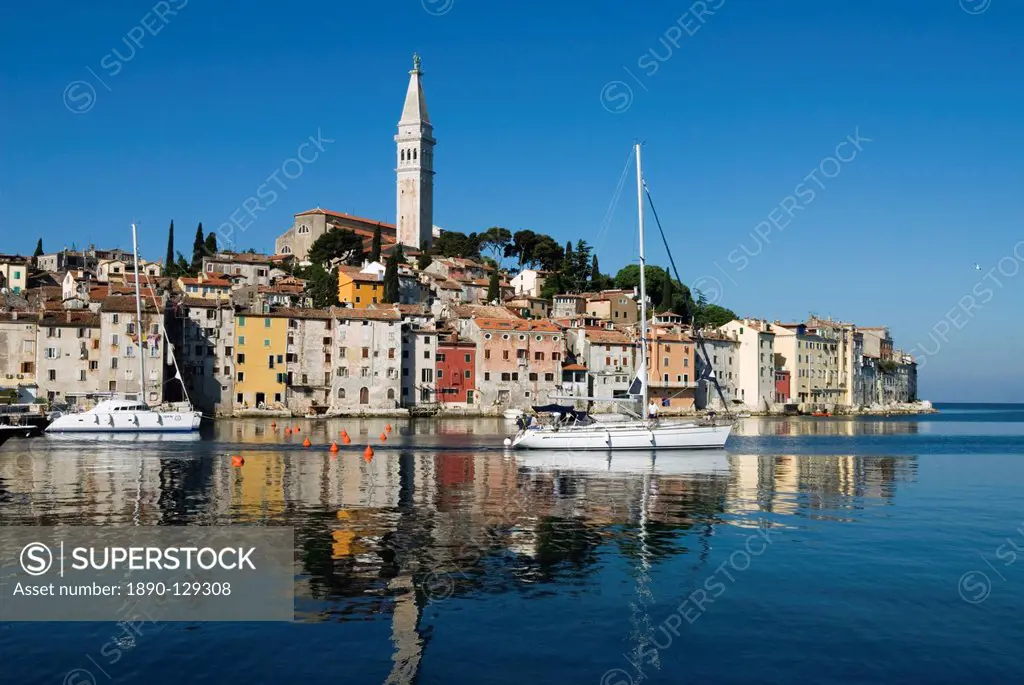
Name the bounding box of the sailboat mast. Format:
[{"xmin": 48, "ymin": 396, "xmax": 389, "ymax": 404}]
[
  {"xmin": 131, "ymin": 223, "xmax": 147, "ymax": 404},
  {"xmin": 635, "ymin": 143, "xmax": 649, "ymax": 411}
]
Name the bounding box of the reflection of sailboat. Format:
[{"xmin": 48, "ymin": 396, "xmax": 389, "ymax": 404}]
[{"xmin": 515, "ymin": 449, "xmax": 730, "ymax": 476}]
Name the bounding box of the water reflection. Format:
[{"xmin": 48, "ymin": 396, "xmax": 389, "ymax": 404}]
[{"xmin": 0, "ymin": 420, "xmax": 919, "ymax": 684}]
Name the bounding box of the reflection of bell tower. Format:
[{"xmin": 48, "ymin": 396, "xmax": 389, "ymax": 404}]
[{"xmin": 395, "ymin": 53, "xmax": 435, "ymax": 250}]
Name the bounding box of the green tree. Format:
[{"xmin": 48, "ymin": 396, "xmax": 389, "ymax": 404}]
[
  {"xmin": 175, "ymin": 251, "xmax": 190, "ymax": 277},
  {"xmin": 531, "ymin": 235, "xmax": 564, "ymax": 271},
  {"xmin": 505, "ymin": 229, "xmax": 539, "ymax": 268},
  {"xmin": 305, "ymin": 263, "xmax": 339, "ymax": 308},
  {"xmin": 370, "ymin": 225, "xmax": 382, "ymax": 262},
  {"xmin": 479, "ymin": 226, "xmax": 512, "ymax": 266},
  {"xmin": 558, "ymin": 239, "xmax": 592, "ymax": 293},
  {"xmin": 417, "ymin": 253, "xmax": 433, "ymax": 270},
  {"xmin": 433, "ymin": 230, "xmax": 481, "ymax": 259},
  {"xmin": 204, "ymin": 230, "xmax": 217, "ymax": 255},
  {"xmin": 383, "ymin": 246, "xmax": 402, "ymax": 303},
  {"xmin": 486, "ymin": 267, "xmax": 500, "ymax": 302},
  {"xmin": 164, "ymin": 221, "xmax": 174, "ymax": 274},
  {"xmin": 33, "ymin": 238, "xmax": 44, "ymax": 258},
  {"xmin": 694, "ymin": 302, "xmax": 738, "ymax": 329},
  {"xmin": 190, "ymin": 223, "xmax": 205, "ymax": 274},
  {"xmin": 307, "ymin": 228, "xmax": 365, "ymax": 269}
]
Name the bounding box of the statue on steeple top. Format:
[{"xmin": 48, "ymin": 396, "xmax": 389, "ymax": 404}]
[{"xmin": 412, "ymin": 53, "xmax": 422, "ymax": 72}]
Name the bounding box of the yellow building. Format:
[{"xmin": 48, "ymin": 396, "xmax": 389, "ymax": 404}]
[
  {"xmin": 0, "ymin": 254, "xmax": 29, "ymax": 294},
  {"xmin": 178, "ymin": 274, "xmax": 233, "ymax": 301},
  {"xmin": 337, "ymin": 266, "xmax": 384, "ymax": 308},
  {"xmin": 233, "ymin": 313, "xmax": 288, "ymax": 408}
]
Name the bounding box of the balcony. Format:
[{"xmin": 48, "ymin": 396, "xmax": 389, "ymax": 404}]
[{"xmin": 648, "ymin": 379, "xmax": 697, "ymax": 389}]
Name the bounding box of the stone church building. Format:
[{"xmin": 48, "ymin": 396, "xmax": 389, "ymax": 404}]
[{"xmin": 275, "ymin": 54, "xmax": 436, "ymax": 261}]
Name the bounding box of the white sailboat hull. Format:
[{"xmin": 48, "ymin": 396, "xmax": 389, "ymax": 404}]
[
  {"xmin": 511, "ymin": 420, "xmax": 732, "ymax": 451},
  {"xmin": 46, "ymin": 410, "xmax": 202, "ymax": 433}
]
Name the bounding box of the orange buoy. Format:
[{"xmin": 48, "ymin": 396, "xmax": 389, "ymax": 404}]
[
  {"xmin": 341, "ymin": 429, "xmax": 349, "ymax": 437},
  {"xmin": 342, "ymin": 434, "xmax": 351, "ymax": 445},
  {"xmin": 302, "ymin": 437, "xmax": 311, "ymax": 448},
  {"xmin": 270, "ymin": 421, "xmax": 276, "ymax": 428},
  {"xmin": 285, "ymin": 427, "xmax": 292, "ymax": 435},
  {"xmin": 231, "ymin": 455, "xmax": 244, "ymax": 467},
  {"xmin": 379, "ymin": 432, "xmax": 387, "ymax": 441},
  {"xmin": 385, "ymin": 424, "xmax": 392, "ymax": 433},
  {"xmin": 294, "ymin": 426, "xmax": 300, "ymax": 433},
  {"xmin": 329, "ymin": 442, "xmax": 339, "ymax": 453},
  {"xmin": 364, "ymin": 445, "xmax": 374, "ymax": 458}
]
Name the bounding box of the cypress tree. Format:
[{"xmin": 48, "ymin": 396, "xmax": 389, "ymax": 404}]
[
  {"xmin": 190, "ymin": 223, "xmax": 205, "ymax": 274},
  {"xmin": 371, "ymin": 225, "xmax": 382, "ymax": 262},
  {"xmin": 383, "ymin": 249, "xmax": 400, "ymax": 303},
  {"xmin": 204, "ymin": 231, "xmax": 218, "ymax": 254},
  {"xmin": 165, "ymin": 221, "xmax": 175, "ymax": 274},
  {"xmin": 33, "ymin": 238, "xmax": 44, "ymax": 258},
  {"xmin": 486, "ymin": 268, "xmax": 500, "ymax": 302}
]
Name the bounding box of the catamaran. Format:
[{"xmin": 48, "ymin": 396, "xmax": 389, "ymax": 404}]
[
  {"xmin": 46, "ymin": 224, "xmax": 202, "ymax": 434},
  {"xmin": 510, "ymin": 144, "xmax": 733, "ymax": 450}
]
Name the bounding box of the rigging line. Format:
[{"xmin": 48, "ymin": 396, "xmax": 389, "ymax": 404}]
[
  {"xmin": 594, "ymin": 148, "xmax": 636, "ymax": 260},
  {"xmin": 642, "ymin": 181, "xmax": 732, "ymax": 415}
]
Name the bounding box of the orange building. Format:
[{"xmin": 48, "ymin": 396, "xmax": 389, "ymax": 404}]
[
  {"xmin": 337, "ymin": 266, "xmax": 384, "ymax": 308},
  {"xmin": 647, "ymin": 329, "xmax": 696, "ymax": 410}
]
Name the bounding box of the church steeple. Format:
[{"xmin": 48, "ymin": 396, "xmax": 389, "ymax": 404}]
[
  {"xmin": 395, "ymin": 53, "xmax": 435, "ymax": 251},
  {"xmin": 400, "ymin": 53, "xmax": 430, "ymax": 125}
]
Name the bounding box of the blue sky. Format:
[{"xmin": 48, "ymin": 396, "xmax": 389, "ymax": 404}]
[{"xmin": 1, "ymin": 0, "xmax": 1022, "ymax": 401}]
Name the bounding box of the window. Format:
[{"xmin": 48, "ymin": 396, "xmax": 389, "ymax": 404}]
[
  {"xmin": 544, "ymin": 373, "xmax": 554, "ymax": 382},
  {"xmin": 389, "ymin": 348, "xmax": 396, "ymax": 359},
  {"xmin": 110, "ymin": 358, "xmax": 118, "ymax": 369},
  {"xmin": 274, "ymin": 393, "xmax": 282, "ymax": 403},
  {"xmin": 237, "ymin": 372, "xmax": 244, "ymax": 382},
  {"xmin": 387, "ymin": 389, "xmax": 395, "ymax": 400},
  {"xmin": 238, "ymin": 336, "xmax": 245, "ymax": 345},
  {"xmin": 436, "ymin": 353, "xmax": 446, "ymax": 362},
  {"xmin": 362, "ymin": 347, "xmax": 369, "ymax": 359},
  {"xmin": 529, "ymin": 372, "xmax": 538, "ymax": 381},
  {"xmin": 438, "ymin": 369, "xmax": 444, "ymax": 379},
  {"xmin": 424, "ymin": 350, "xmax": 430, "ymax": 359},
  {"xmin": 464, "ymin": 370, "xmax": 471, "ymax": 379},
  {"xmin": 484, "ymin": 350, "xmax": 490, "ymax": 360},
  {"xmin": 502, "ymin": 350, "xmax": 509, "ymax": 360},
  {"xmin": 238, "ymin": 317, "xmax": 246, "ymax": 327},
  {"xmin": 89, "ymin": 361, "xmax": 98, "ymax": 370},
  {"xmin": 269, "ymin": 356, "xmax": 275, "ymax": 369},
  {"xmin": 48, "ymin": 370, "xmax": 56, "ymax": 381},
  {"xmin": 501, "ymin": 372, "xmax": 510, "ymax": 381},
  {"xmin": 663, "ymin": 357, "xmax": 669, "ymax": 367},
  {"xmin": 517, "ymin": 349, "xmax": 527, "ymax": 359},
  {"xmin": 421, "ymin": 369, "xmax": 433, "ymax": 382},
  {"xmin": 552, "ymin": 352, "xmax": 560, "ymax": 361},
  {"xmin": 484, "ymin": 372, "xmax": 490, "ymax": 381},
  {"xmin": 236, "ymin": 393, "xmax": 243, "ymax": 403},
  {"xmin": 465, "ymin": 354, "xmax": 471, "ymax": 363},
  {"xmin": 264, "ymin": 339, "xmax": 270, "ymax": 347},
  {"xmin": 298, "ymin": 224, "xmax": 310, "ymax": 234}
]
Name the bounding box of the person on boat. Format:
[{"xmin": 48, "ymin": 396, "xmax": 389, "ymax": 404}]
[{"xmin": 647, "ymin": 400, "xmax": 659, "ymax": 420}]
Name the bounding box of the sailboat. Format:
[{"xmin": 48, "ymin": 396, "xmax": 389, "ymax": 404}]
[
  {"xmin": 46, "ymin": 224, "xmax": 202, "ymax": 434},
  {"xmin": 510, "ymin": 144, "xmax": 732, "ymax": 450}
]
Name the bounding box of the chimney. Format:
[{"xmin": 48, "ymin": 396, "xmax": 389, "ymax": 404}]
[
  {"xmin": 12, "ymin": 311, "xmax": 17, "ymax": 321},
  {"xmin": 66, "ymin": 310, "xmax": 72, "ymax": 323}
]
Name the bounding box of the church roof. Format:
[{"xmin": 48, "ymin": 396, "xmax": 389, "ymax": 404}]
[{"xmin": 399, "ymin": 55, "xmax": 430, "ymax": 125}]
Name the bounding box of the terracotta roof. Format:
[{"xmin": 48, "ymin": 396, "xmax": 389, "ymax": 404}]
[
  {"xmin": 100, "ymin": 296, "xmax": 165, "ymax": 314},
  {"xmin": 584, "ymin": 329, "xmax": 635, "ymax": 345},
  {"xmin": 38, "ymin": 312, "xmax": 101, "ymax": 327},
  {"xmin": 0, "ymin": 254, "xmax": 30, "ymax": 264},
  {"xmin": 562, "ymin": 363, "xmax": 587, "ymax": 371},
  {"xmin": 179, "ymin": 297, "xmax": 231, "ymax": 309},
  {"xmin": 208, "ymin": 252, "xmax": 274, "ymax": 264},
  {"xmin": 474, "ymin": 318, "xmax": 560, "ymax": 332},
  {"xmin": 295, "ymin": 207, "xmax": 396, "ymax": 230},
  {"xmin": 452, "ymin": 305, "xmax": 520, "ymax": 319},
  {"xmin": 437, "ymin": 280, "xmax": 463, "ymax": 291},
  {"xmin": 258, "ymin": 284, "xmax": 304, "ymax": 295},
  {"xmin": 395, "ymin": 304, "xmax": 432, "ymax": 316},
  {"xmin": 334, "ymin": 308, "xmax": 400, "ymax": 321},
  {"xmin": 337, "ymin": 266, "xmax": 384, "ymax": 284},
  {"xmin": 178, "ymin": 276, "xmax": 232, "ymax": 287}
]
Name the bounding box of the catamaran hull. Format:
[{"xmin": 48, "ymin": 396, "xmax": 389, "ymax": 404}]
[
  {"xmin": 46, "ymin": 411, "xmax": 202, "ymax": 433},
  {"xmin": 511, "ymin": 422, "xmax": 732, "ymax": 450}
]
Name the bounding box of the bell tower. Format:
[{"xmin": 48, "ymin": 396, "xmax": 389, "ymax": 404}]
[{"xmin": 395, "ymin": 53, "xmax": 435, "ymax": 250}]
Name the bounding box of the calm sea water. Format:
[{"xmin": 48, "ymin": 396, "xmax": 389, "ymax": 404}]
[{"xmin": 2, "ymin": 402, "xmax": 1024, "ymax": 684}]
